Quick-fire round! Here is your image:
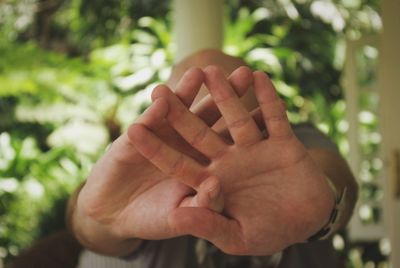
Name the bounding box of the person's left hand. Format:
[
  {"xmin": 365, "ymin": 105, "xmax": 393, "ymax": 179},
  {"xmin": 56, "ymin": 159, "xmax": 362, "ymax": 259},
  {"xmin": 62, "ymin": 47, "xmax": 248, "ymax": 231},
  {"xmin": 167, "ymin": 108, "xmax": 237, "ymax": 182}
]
[{"xmin": 129, "ymin": 66, "xmax": 335, "ymax": 256}]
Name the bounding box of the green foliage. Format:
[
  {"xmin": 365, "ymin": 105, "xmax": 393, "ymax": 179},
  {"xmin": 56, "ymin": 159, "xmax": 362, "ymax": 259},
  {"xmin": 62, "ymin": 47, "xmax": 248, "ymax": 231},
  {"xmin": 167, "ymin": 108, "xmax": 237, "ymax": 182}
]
[
  {"xmin": 223, "ymin": 4, "xmax": 344, "ymax": 159},
  {"xmin": 0, "ymin": 132, "xmax": 91, "ymax": 260},
  {"xmin": 0, "ymin": 13, "xmax": 174, "ymax": 263},
  {"xmin": 0, "ymin": 43, "xmax": 111, "ymax": 264}
]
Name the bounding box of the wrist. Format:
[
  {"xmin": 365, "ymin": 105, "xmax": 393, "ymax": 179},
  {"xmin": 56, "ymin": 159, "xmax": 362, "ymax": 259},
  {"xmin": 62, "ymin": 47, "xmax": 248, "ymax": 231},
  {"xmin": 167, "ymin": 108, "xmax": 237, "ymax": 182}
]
[
  {"xmin": 72, "ymin": 188, "xmax": 142, "ymax": 256},
  {"xmin": 307, "ymin": 176, "xmax": 347, "ymax": 241}
]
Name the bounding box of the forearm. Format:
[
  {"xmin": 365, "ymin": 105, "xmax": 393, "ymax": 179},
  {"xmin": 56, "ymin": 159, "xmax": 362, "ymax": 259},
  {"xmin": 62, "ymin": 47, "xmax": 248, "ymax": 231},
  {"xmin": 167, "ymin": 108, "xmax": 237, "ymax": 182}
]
[
  {"xmin": 66, "ymin": 182, "xmax": 143, "ymax": 257},
  {"xmin": 308, "ymin": 148, "xmax": 358, "ymax": 230}
]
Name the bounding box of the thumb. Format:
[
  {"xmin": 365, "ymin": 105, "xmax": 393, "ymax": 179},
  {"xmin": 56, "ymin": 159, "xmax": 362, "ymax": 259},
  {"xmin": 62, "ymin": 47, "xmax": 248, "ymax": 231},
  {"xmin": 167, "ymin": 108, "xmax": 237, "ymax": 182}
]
[
  {"xmin": 190, "ymin": 176, "xmax": 224, "ymax": 213},
  {"xmin": 168, "ymin": 207, "xmax": 244, "ymax": 255}
]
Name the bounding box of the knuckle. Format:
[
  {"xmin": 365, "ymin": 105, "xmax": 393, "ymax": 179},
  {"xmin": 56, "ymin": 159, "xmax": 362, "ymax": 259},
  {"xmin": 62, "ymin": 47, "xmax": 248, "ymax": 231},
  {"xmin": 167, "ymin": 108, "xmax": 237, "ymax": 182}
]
[
  {"xmin": 228, "ymin": 116, "xmax": 252, "ymax": 130},
  {"xmin": 189, "ymin": 126, "xmax": 208, "ymax": 147},
  {"xmin": 264, "ymin": 114, "xmax": 287, "ymax": 123},
  {"xmin": 168, "ymin": 105, "xmax": 187, "ymax": 122},
  {"xmin": 83, "ymin": 201, "xmax": 112, "ymax": 224},
  {"xmin": 82, "ymin": 201, "xmax": 99, "ymax": 218},
  {"xmin": 213, "ymin": 91, "xmax": 236, "ymax": 104}
]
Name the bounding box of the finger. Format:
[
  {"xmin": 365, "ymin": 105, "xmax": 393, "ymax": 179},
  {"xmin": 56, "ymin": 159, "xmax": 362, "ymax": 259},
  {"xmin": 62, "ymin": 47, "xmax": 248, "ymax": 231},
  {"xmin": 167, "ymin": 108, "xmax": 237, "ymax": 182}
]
[
  {"xmin": 195, "ymin": 176, "xmax": 224, "ymax": 212},
  {"xmin": 192, "ymin": 66, "xmax": 253, "ymax": 126},
  {"xmin": 128, "ymin": 124, "xmax": 208, "ymax": 189},
  {"xmin": 253, "ymin": 71, "xmax": 293, "ymax": 139},
  {"xmin": 213, "ymin": 108, "xmax": 266, "ymax": 141},
  {"xmin": 116, "ymin": 98, "xmax": 169, "ymax": 165},
  {"xmin": 204, "ymin": 66, "xmax": 262, "ymax": 145},
  {"xmin": 179, "ymin": 176, "xmax": 224, "ymax": 212},
  {"xmin": 168, "ymin": 207, "xmax": 245, "ymax": 255},
  {"xmin": 155, "ymin": 67, "xmax": 204, "ymax": 107},
  {"xmin": 134, "ymin": 97, "xmax": 169, "ymax": 128},
  {"xmin": 154, "ymin": 87, "xmax": 228, "ymax": 159}
]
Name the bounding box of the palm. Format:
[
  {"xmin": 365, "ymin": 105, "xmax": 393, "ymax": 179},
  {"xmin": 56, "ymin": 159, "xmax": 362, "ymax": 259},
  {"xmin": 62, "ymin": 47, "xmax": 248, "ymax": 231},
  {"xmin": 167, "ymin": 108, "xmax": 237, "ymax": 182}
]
[
  {"xmin": 206, "ymin": 137, "xmax": 332, "ymax": 255},
  {"xmin": 80, "ymin": 122, "xmax": 195, "ymax": 239},
  {"xmin": 78, "ymin": 67, "xmax": 251, "ymax": 240},
  {"xmin": 79, "ymin": 69, "xmax": 208, "ymax": 240},
  {"xmin": 130, "ymin": 67, "xmax": 334, "ymax": 255}
]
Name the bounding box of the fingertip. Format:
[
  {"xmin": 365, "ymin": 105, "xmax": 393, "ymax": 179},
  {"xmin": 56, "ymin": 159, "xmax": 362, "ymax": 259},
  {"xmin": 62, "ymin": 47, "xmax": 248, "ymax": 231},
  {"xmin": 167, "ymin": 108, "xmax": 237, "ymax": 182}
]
[
  {"xmin": 127, "ymin": 123, "xmax": 147, "ymax": 144},
  {"xmin": 133, "ymin": 97, "xmax": 169, "ymax": 128},
  {"xmin": 254, "ymin": 70, "xmax": 267, "ymax": 75},
  {"xmin": 174, "ymin": 67, "xmax": 205, "ymax": 107},
  {"xmin": 200, "ymin": 176, "xmax": 221, "ymax": 198},
  {"xmin": 253, "ymin": 71, "xmax": 278, "ymax": 102},
  {"xmin": 204, "ymin": 65, "xmax": 236, "ymax": 102},
  {"xmin": 253, "ymin": 70, "xmax": 268, "ymax": 80},
  {"xmin": 203, "ymin": 65, "xmax": 222, "ymax": 78},
  {"xmin": 229, "ymin": 66, "xmax": 253, "ymax": 96},
  {"xmin": 153, "ymin": 97, "xmax": 169, "ymax": 115},
  {"xmin": 179, "ymin": 67, "xmax": 205, "ymax": 88},
  {"xmin": 235, "ymin": 66, "xmax": 253, "ymax": 78},
  {"xmin": 149, "ymin": 97, "xmax": 169, "ymax": 119},
  {"xmin": 196, "ymin": 176, "xmax": 224, "ymax": 212},
  {"xmin": 187, "ymin": 67, "xmax": 205, "ymax": 80},
  {"xmin": 151, "ymin": 84, "xmax": 171, "ymax": 101}
]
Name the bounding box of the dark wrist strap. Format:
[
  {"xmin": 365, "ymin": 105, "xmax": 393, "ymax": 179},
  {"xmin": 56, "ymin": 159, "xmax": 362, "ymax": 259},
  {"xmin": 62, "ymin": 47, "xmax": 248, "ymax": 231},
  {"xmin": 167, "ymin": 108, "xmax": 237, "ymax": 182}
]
[{"xmin": 307, "ymin": 179, "xmax": 347, "ymax": 242}]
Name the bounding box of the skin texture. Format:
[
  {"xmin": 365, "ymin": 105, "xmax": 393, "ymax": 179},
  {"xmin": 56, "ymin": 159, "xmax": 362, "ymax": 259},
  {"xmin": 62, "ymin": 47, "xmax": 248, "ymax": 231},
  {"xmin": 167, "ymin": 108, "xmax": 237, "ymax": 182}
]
[
  {"xmin": 129, "ymin": 67, "xmax": 335, "ymax": 255},
  {"xmin": 71, "ymin": 66, "xmax": 255, "ymax": 256},
  {"xmin": 69, "ymin": 49, "xmax": 358, "ymax": 258}
]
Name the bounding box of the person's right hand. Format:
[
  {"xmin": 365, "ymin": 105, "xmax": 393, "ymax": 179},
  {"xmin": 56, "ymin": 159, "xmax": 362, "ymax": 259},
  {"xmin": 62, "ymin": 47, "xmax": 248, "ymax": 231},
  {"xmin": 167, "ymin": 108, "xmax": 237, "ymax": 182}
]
[
  {"xmin": 74, "ymin": 67, "xmax": 253, "ymax": 252},
  {"xmin": 129, "ymin": 67, "xmax": 335, "ymax": 256}
]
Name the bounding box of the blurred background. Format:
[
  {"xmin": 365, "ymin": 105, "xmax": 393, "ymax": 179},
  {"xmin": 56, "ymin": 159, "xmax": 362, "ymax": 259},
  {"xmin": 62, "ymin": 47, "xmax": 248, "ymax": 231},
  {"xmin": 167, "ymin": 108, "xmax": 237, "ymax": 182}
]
[{"xmin": 0, "ymin": 0, "xmax": 396, "ymax": 267}]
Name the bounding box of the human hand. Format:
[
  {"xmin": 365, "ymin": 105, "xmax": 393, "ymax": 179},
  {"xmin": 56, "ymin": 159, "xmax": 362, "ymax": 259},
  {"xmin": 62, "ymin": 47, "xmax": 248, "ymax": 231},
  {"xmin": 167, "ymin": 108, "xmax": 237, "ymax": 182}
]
[
  {"xmin": 75, "ymin": 66, "xmax": 253, "ymax": 248},
  {"xmin": 129, "ymin": 66, "xmax": 335, "ymax": 255}
]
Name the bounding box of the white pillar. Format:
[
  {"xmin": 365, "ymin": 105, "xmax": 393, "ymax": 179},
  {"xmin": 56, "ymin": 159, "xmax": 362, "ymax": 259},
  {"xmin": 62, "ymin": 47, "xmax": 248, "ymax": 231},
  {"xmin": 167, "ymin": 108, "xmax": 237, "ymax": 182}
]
[
  {"xmin": 378, "ymin": 0, "xmax": 400, "ymax": 266},
  {"xmin": 343, "ymin": 41, "xmax": 360, "ymax": 178},
  {"xmin": 172, "ymin": 0, "xmax": 224, "ymax": 62}
]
